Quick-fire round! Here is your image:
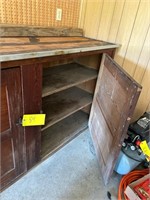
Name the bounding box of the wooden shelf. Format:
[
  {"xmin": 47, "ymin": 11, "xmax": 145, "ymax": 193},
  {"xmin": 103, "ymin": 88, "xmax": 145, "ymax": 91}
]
[
  {"xmin": 42, "ymin": 62, "xmax": 97, "ymax": 97},
  {"xmin": 41, "ymin": 111, "xmax": 89, "ymax": 159},
  {"xmin": 42, "ymin": 87, "xmax": 92, "ymax": 131}
]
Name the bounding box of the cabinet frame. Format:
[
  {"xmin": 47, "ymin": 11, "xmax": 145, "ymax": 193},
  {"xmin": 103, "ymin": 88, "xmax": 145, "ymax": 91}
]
[{"xmin": 0, "ymin": 35, "xmax": 117, "ymax": 190}]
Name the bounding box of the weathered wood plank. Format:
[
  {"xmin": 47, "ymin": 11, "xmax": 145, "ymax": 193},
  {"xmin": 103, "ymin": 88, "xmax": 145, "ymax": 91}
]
[
  {"xmin": 1, "ymin": 48, "xmax": 117, "ymax": 68},
  {"xmin": 0, "ymin": 36, "xmax": 90, "ymax": 45},
  {"xmin": 42, "ymin": 62, "xmax": 98, "ymax": 97},
  {"xmin": 0, "ymin": 25, "xmax": 83, "ymax": 37},
  {"xmin": 0, "ymin": 39, "xmax": 114, "ymax": 55},
  {"xmin": 42, "ymin": 87, "xmax": 92, "ymax": 130},
  {"xmin": 21, "ymin": 64, "xmax": 42, "ymax": 170},
  {"xmin": 41, "ymin": 111, "xmax": 88, "ymax": 159},
  {"xmin": 0, "ymin": 36, "xmax": 119, "ymax": 63}
]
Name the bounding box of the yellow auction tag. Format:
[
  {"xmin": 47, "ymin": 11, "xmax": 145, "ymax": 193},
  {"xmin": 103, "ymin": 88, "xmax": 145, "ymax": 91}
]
[
  {"xmin": 22, "ymin": 114, "xmax": 46, "ymax": 126},
  {"xmin": 140, "ymin": 140, "xmax": 150, "ymax": 157}
]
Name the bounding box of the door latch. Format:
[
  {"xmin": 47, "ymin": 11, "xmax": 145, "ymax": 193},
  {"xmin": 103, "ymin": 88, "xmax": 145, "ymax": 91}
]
[{"xmin": 16, "ymin": 117, "xmax": 22, "ymax": 126}]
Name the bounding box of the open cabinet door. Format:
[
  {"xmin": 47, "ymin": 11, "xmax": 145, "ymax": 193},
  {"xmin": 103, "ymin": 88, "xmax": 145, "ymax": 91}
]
[{"xmin": 89, "ymin": 54, "xmax": 142, "ymax": 185}]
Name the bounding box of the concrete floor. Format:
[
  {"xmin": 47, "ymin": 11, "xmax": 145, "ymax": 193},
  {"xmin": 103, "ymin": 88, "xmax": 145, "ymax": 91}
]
[{"xmin": 1, "ymin": 129, "xmax": 122, "ymax": 200}]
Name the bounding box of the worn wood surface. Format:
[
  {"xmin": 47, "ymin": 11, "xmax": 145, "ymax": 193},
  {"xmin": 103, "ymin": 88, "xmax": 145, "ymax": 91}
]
[
  {"xmin": 21, "ymin": 64, "xmax": 42, "ymax": 170},
  {"xmin": 76, "ymin": 54, "xmax": 102, "ymax": 70},
  {"xmin": 1, "ymin": 68, "xmax": 26, "ymax": 190},
  {"xmin": 75, "ymin": 50, "xmax": 115, "ymax": 97},
  {"xmin": 41, "ymin": 111, "xmax": 88, "ymax": 159},
  {"xmin": 81, "ymin": 105, "xmax": 92, "ymax": 114},
  {"xmin": 0, "ymin": 25, "xmax": 83, "ymax": 37},
  {"xmin": 0, "ymin": 36, "xmax": 118, "ymax": 63},
  {"xmin": 1, "ymin": 48, "xmax": 116, "ymax": 69},
  {"xmin": 89, "ymin": 54, "xmax": 142, "ymax": 185},
  {"xmin": 77, "ymin": 79, "xmax": 97, "ymax": 94},
  {"xmin": 43, "ymin": 58, "xmax": 73, "ymax": 68},
  {"xmin": 0, "ymin": 37, "xmax": 113, "ymax": 55},
  {"xmin": 42, "ymin": 62, "xmax": 97, "ymax": 97},
  {"xmin": 0, "ymin": 31, "xmax": 119, "ymax": 191},
  {"xmin": 42, "ymin": 87, "xmax": 92, "ymax": 131}
]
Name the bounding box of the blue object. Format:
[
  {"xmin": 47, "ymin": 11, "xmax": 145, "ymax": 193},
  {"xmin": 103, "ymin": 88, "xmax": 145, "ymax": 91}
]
[{"xmin": 114, "ymin": 150, "xmax": 144, "ymax": 175}]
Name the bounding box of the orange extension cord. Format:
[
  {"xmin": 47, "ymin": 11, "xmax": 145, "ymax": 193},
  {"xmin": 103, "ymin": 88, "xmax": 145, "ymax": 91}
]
[{"xmin": 118, "ymin": 168, "xmax": 149, "ymax": 200}]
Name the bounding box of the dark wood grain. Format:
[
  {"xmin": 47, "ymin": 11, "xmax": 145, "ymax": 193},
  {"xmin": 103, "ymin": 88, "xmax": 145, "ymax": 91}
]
[
  {"xmin": 41, "ymin": 111, "xmax": 88, "ymax": 159},
  {"xmin": 42, "ymin": 87, "xmax": 93, "ymax": 130},
  {"xmin": 1, "ymin": 85, "xmax": 10, "ymax": 133},
  {"xmin": 42, "ymin": 62, "xmax": 97, "ymax": 97},
  {"xmin": 21, "ymin": 64, "xmax": 42, "ymax": 170},
  {"xmin": 89, "ymin": 54, "xmax": 142, "ymax": 185},
  {"xmin": 1, "ymin": 68, "xmax": 26, "ymax": 190}
]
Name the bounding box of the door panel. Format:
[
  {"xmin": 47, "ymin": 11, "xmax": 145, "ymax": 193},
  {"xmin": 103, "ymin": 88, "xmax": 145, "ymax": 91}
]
[
  {"xmin": 1, "ymin": 137, "xmax": 15, "ymax": 175},
  {"xmin": 0, "ymin": 68, "xmax": 26, "ymax": 190},
  {"xmin": 1, "ymin": 85, "xmax": 10, "ymax": 133},
  {"xmin": 89, "ymin": 54, "xmax": 142, "ymax": 185}
]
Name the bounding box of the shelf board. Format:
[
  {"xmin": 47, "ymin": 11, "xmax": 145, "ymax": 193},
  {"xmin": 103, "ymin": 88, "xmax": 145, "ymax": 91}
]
[
  {"xmin": 42, "ymin": 87, "xmax": 92, "ymax": 131},
  {"xmin": 42, "ymin": 62, "xmax": 97, "ymax": 97},
  {"xmin": 41, "ymin": 111, "xmax": 89, "ymax": 159}
]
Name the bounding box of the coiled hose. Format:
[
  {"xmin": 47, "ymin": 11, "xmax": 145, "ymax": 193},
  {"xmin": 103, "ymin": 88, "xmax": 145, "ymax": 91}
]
[{"xmin": 118, "ymin": 168, "xmax": 149, "ymax": 200}]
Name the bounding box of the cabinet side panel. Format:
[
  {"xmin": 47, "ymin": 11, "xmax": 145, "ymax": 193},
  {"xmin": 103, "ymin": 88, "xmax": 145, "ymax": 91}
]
[{"xmin": 21, "ymin": 64, "xmax": 42, "ymax": 169}]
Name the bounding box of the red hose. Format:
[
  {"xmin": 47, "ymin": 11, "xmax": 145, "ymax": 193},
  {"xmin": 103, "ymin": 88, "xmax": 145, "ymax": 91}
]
[{"xmin": 118, "ymin": 168, "xmax": 149, "ymax": 200}]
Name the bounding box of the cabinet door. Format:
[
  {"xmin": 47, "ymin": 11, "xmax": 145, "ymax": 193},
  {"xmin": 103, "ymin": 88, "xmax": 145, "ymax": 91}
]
[
  {"xmin": 1, "ymin": 67, "xmax": 26, "ymax": 190},
  {"xmin": 89, "ymin": 54, "xmax": 142, "ymax": 185}
]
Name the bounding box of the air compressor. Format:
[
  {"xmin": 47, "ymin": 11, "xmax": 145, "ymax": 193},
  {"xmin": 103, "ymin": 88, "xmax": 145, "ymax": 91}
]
[{"xmin": 114, "ymin": 112, "xmax": 150, "ymax": 175}]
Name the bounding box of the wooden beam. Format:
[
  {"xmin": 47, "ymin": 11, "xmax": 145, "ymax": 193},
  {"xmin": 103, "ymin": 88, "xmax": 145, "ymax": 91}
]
[{"xmin": 0, "ymin": 25, "xmax": 83, "ymax": 37}]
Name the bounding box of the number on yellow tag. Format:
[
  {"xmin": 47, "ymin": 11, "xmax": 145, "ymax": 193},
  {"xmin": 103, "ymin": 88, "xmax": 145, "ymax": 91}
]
[{"xmin": 22, "ymin": 114, "xmax": 46, "ymax": 126}]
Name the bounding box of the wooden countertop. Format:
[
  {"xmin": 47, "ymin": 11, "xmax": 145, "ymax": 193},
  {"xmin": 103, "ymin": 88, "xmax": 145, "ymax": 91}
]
[{"xmin": 0, "ymin": 36, "xmax": 119, "ymax": 62}]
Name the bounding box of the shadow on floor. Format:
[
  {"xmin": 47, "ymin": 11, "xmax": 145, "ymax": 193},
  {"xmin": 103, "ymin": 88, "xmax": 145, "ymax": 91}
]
[{"xmin": 1, "ymin": 129, "xmax": 122, "ymax": 200}]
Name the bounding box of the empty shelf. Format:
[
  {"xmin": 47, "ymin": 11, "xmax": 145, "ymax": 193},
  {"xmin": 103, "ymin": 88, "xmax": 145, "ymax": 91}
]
[
  {"xmin": 41, "ymin": 111, "xmax": 89, "ymax": 159},
  {"xmin": 42, "ymin": 87, "xmax": 92, "ymax": 131},
  {"xmin": 42, "ymin": 62, "xmax": 97, "ymax": 97}
]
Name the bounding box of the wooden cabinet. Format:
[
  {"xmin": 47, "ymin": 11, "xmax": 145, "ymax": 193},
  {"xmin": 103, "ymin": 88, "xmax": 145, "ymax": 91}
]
[
  {"xmin": 1, "ymin": 68, "xmax": 26, "ymax": 189},
  {"xmin": 0, "ymin": 35, "xmax": 141, "ymax": 189}
]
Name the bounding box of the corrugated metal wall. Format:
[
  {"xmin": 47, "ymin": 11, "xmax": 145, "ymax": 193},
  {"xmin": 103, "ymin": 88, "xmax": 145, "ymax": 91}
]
[
  {"xmin": 0, "ymin": 0, "xmax": 80, "ymax": 27},
  {"xmin": 79, "ymin": 0, "xmax": 150, "ymax": 120}
]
